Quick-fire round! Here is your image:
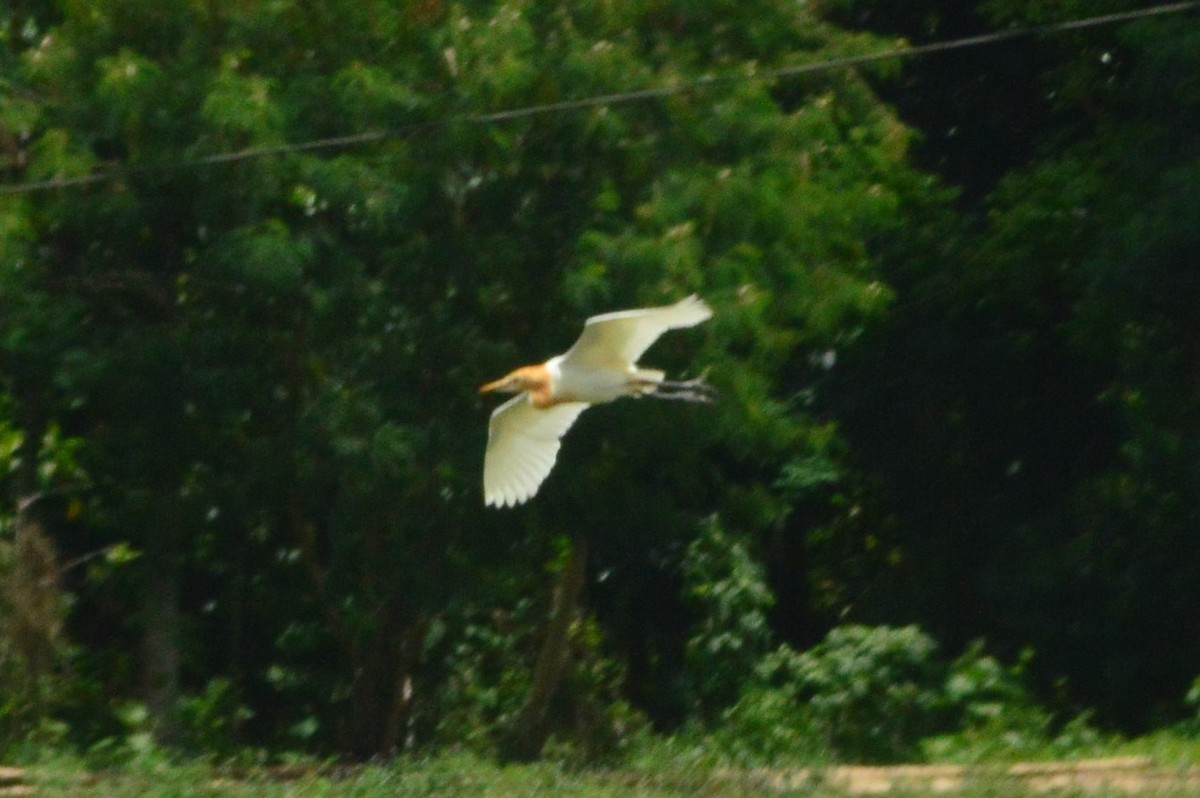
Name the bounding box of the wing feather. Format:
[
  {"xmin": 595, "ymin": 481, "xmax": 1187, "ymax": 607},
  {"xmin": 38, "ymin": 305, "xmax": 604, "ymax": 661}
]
[
  {"xmin": 560, "ymin": 294, "xmax": 712, "ymax": 371},
  {"xmin": 484, "ymin": 394, "xmax": 590, "ymax": 507}
]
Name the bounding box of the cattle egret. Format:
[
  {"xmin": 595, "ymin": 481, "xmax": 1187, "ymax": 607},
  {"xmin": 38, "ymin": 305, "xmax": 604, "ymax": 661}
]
[{"xmin": 480, "ymin": 294, "xmax": 714, "ymax": 507}]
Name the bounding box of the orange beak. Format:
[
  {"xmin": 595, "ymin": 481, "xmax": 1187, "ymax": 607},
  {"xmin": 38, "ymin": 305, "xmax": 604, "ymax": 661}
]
[{"xmin": 480, "ymin": 366, "xmax": 541, "ymax": 396}]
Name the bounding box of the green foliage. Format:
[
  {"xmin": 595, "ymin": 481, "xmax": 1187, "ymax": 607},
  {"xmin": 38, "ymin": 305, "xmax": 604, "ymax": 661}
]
[
  {"xmin": 430, "ymin": 601, "xmax": 645, "ymax": 763},
  {"xmin": 816, "ymin": 0, "xmax": 1200, "ymax": 732},
  {"xmin": 429, "ymin": 604, "xmax": 537, "ymax": 752},
  {"xmin": 944, "ymin": 644, "xmax": 1041, "ymax": 730},
  {"xmin": 923, "ymin": 644, "xmax": 1064, "ymax": 763},
  {"xmin": 682, "ymin": 519, "xmax": 774, "ymax": 719},
  {"xmin": 763, "ymin": 626, "xmax": 946, "ymax": 762},
  {"xmin": 710, "ymin": 680, "xmax": 829, "ymax": 767},
  {"xmin": 1181, "ymin": 676, "xmax": 1200, "ymax": 739},
  {"xmin": 16, "ymin": 0, "xmax": 1193, "ymax": 764},
  {"xmin": 0, "ymin": 0, "xmax": 929, "ymax": 758},
  {"xmin": 712, "ymin": 626, "xmax": 945, "ymax": 766},
  {"xmin": 177, "ymin": 679, "xmax": 256, "ymax": 758},
  {"xmin": 970, "ymin": 9, "xmax": 1200, "ymax": 724},
  {"xmin": 0, "ymin": 415, "xmax": 89, "ymax": 756},
  {"xmin": 709, "ymin": 626, "xmax": 1104, "ymax": 766}
]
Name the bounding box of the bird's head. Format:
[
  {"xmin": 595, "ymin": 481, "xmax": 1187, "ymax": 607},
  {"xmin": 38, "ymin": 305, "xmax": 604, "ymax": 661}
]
[{"xmin": 479, "ymin": 365, "xmax": 548, "ymax": 395}]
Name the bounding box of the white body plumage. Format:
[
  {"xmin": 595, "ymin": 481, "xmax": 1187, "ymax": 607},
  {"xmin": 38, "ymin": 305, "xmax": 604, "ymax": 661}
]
[
  {"xmin": 479, "ymin": 295, "xmax": 713, "ymax": 507},
  {"xmin": 542, "ymin": 356, "xmax": 634, "ymax": 404}
]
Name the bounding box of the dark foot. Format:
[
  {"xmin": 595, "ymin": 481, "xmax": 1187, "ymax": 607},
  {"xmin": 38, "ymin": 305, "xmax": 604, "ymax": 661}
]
[{"xmin": 650, "ymin": 376, "xmax": 718, "ymax": 403}]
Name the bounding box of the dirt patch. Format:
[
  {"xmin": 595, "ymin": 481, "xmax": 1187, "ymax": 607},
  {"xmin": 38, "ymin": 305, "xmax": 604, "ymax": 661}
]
[
  {"xmin": 0, "ymin": 767, "xmax": 32, "ymax": 796},
  {"xmin": 722, "ymin": 757, "xmax": 1200, "ymax": 794}
]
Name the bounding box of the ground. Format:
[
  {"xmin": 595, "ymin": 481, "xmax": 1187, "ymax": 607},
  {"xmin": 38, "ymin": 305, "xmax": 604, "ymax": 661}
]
[
  {"xmin": 9, "ymin": 755, "xmax": 1200, "ymax": 796},
  {"xmin": 726, "ymin": 757, "xmax": 1200, "ymax": 794}
]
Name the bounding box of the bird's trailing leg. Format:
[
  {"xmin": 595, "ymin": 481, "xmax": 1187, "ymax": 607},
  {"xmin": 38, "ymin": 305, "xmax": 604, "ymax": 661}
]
[{"xmin": 645, "ymin": 375, "xmax": 717, "ymax": 403}]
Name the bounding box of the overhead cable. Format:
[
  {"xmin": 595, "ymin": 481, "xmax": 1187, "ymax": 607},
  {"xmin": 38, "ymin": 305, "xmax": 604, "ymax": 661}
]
[{"xmin": 1, "ymin": 0, "xmax": 1197, "ymax": 196}]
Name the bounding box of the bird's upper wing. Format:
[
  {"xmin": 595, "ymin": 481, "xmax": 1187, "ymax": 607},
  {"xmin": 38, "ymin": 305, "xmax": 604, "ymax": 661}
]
[
  {"xmin": 559, "ymin": 294, "xmax": 712, "ymax": 371},
  {"xmin": 484, "ymin": 394, "xmax": 590, "ymax": 508}
]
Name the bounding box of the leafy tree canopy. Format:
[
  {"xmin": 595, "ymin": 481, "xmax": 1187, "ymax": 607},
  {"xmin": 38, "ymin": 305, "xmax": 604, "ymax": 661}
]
[{"xmin": 1, "ymin": 0, "xmax": 929, "ymax": 754}]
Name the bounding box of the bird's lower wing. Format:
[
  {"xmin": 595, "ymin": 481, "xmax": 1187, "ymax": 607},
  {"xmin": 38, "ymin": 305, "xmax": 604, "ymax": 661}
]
[
  {"xmin": 560, "ymin": 294, "xmax": 712, "ymax": 370},
  {"xmin": 484, "ymin": 395, "xmax": 590, "ymax": 508}
]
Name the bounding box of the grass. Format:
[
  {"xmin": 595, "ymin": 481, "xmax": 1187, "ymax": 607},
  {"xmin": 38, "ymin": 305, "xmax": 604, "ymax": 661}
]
[
  {"xmin": 22, "ymin": 751, "xmax": 746, "ymax": 797},
  {"xmin": 1109, "ymin": 730, "xmax": 1200, "ymax": 769},
  {"xmin": 12, "ymin": 730, "xmax": 1200, "ymax": 796},
  {"xmin": 14, "ymin": 738, "xmax": 1200, "ymax": 797}
]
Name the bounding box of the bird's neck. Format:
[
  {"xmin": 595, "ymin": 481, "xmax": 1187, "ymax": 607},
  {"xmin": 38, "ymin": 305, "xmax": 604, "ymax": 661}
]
[
  {"xmin": 525, "ymin": 360, "xmax": 565, "ymax": 408},
  {"xmin": 508, "ymin": 363, "xmax": 554, "ymax": 408}
]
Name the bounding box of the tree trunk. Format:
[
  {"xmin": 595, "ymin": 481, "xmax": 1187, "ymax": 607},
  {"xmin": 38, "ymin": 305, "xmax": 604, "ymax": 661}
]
[
  {"xmin": 500, "ymin": 531, "xmax": 588, "ymax": 762},
  {"xmin": 141, "ymin": 496, "xmax": 182, "ymax": 745},
  {"xmin": 381, "ymin": 620, "xmax": 426, "ymax": 755},
  {"xmin": 5, "ymin": 397, "xmax": 64, "ymax": 690},
  {"xmin": 7, "ymin": 506, "xmax": 63, "ymax": 687}
]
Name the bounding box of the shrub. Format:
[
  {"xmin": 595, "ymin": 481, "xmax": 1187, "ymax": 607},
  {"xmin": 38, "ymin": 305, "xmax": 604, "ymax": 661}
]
[
  {"xmin": 426, "ymin": 602, "xmax": 536, "ymax": 753},
  {"xmin": 922, "ymin": 643, "xmax": 1054, "ymax": 761},
  {"xmin": 1181, "ymin": 676, "xmax": 1200, "ymax": 736},
  {"xmin": 177, "ymin": 678, "xmax": 255, "ymax": 757},
  {"xmin": 428, "ymin": 602, "xmax": 645, "ymax": 763},
  {"xmin": 713, "ymin": 626, "xmax": 1081, "ymax": 765},
  {"xmin": 713, "ymin": 680, "xmax": 829, "ymax": 766},
  {"xmin": 709, "ymin": 626, "xmax": 945, "ymax": 764},
  {"xmin": 780, "ymin": 625, "xmax": 947, "ymax": 762},
  {"xmin": 682, "ymin": 518, "xmax": 775, "ymax": 720}
]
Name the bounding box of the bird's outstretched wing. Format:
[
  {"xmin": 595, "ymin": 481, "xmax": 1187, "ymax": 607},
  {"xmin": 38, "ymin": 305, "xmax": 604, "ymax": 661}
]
[
  {"xmin": 560, "ymin": 294, "xmax": 712, "ymax": 371},
  {"xmin": 484, "ymin": 395, "xmax": 590, "ymax": 507}
]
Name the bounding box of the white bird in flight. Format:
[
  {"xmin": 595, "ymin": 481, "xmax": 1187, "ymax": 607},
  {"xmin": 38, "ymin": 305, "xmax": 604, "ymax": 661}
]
[{"xmin": 480, "ymin": 295, "xmax": 714, "ymax": 508}]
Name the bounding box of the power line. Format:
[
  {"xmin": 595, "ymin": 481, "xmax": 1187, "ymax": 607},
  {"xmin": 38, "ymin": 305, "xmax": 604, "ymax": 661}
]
[{"xmin": 2, "ymin": 0, "xmax": 1198, "ymax": 197}]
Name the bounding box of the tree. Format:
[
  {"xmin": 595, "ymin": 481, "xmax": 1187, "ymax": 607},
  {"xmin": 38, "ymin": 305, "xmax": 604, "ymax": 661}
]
[
  {"xmin": 1, "ymin": 0, "xmax": 940, "ymax": 755},
  {"xmin": 822, "ymin": 0, "xmax": 1200, "ymax": 728}
]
